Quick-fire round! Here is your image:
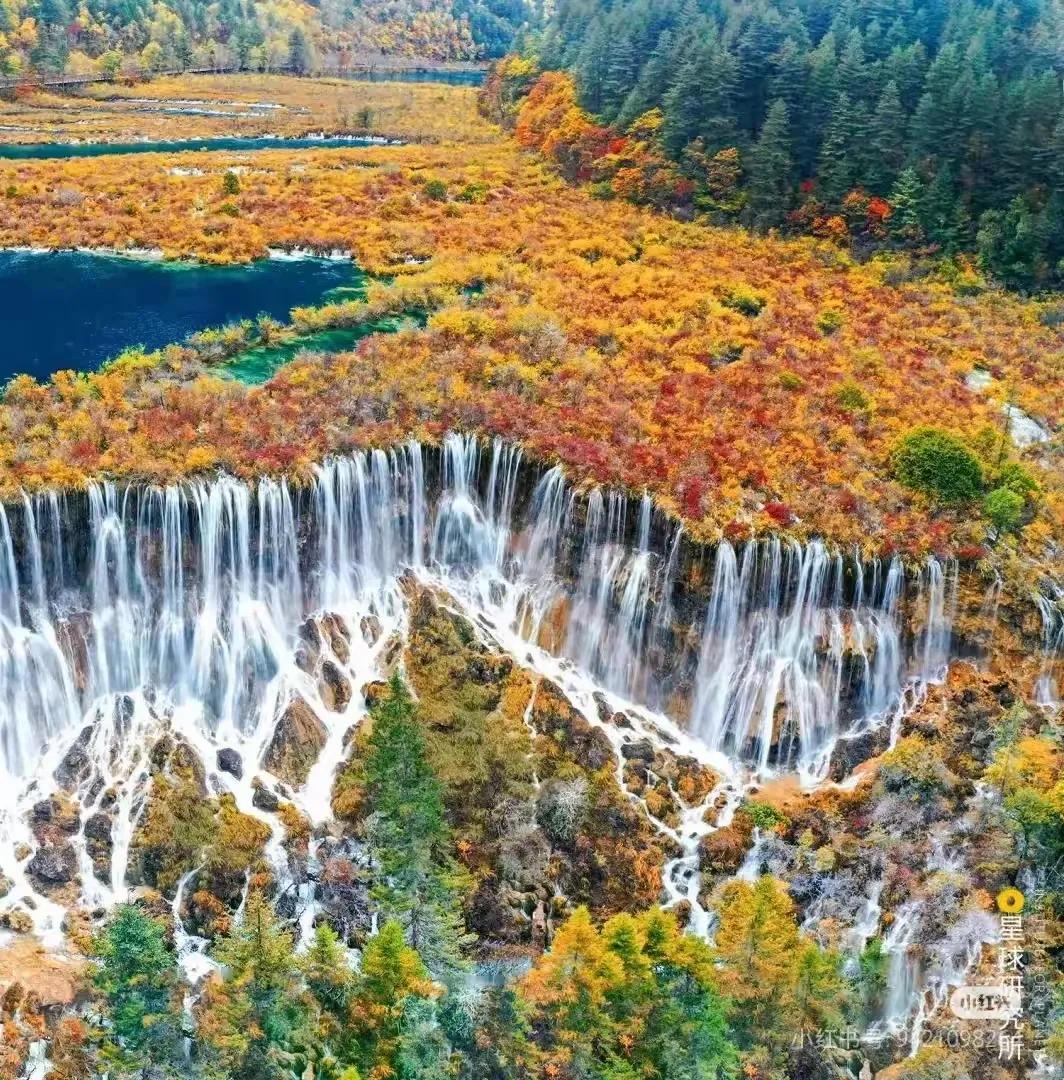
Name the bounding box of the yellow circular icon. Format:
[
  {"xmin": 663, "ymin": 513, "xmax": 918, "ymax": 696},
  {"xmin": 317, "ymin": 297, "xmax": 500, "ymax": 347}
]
[{"xmin": 997, "ymin": 888, "xmax": 1024, "ymax": 914}]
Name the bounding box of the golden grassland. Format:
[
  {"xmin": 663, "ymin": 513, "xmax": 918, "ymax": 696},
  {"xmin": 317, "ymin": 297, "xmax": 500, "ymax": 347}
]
[
  {"xmin": 0, "ymin": 77, "xmax": 1059, "ymax": 570},
  {"xmin": 0, "ymin": 74, "xmax": 495, "ymax": 145}
]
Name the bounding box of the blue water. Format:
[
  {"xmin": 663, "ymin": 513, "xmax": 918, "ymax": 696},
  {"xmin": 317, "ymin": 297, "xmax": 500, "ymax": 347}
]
[
  {"xmin": 350, "ymin": 68, "xmax": 486, "ymax": 85},
  {"xmin": 0, "ymin": 136, "xmax": 388, "ymax": 160},
  {"xmin": 0, "ymin": 250, "xmax": 359, "ymax": 380}
]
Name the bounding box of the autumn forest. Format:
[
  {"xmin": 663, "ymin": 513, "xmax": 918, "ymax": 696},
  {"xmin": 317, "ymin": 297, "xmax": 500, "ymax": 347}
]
[{"xmin": 0, "ymin": 4, "xmax": 1061, "ymax": 1080}]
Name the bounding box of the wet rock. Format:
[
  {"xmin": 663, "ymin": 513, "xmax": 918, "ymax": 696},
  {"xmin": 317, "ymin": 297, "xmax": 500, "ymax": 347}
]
[
  {"xmin": 295, "ymin": 619, "xmax": 322, "ymax": 674},
  {"xmin": 620, "ymin": 738, "xmax": 656, "ymax": 763},
  {"xmin": 0, "ymin": 908, "xmax": 33, "ymax": 933},
  {"xmin": 30, "ymin": 794, "xmax": 80, "ymax": 845},
  {"xmin": 216, "ymin": 748, "xmax": 243, "ymax": 779},
  {"xmin": 360, "ymin": 614, "xmax": 382, "ymax": 646},
  {"xmin": 54, "ymin": 725, "xmax": 94, "ymax": 791},
  {"xmin": 83, "ymin": 813, "xmax": 112, "ymax": 842},
  {"xmin": 252, "ymin": 780, "xmax": 280, "ymax": 813},
  {"xmin": 827, "ymin": 726, "xmax": 891, "ymax": 782},
  {"xmin": 54, "ymin": 614, "xmax": 92, "ymax": 695},
  {"xmin": 263, "ymin": 696, "xmax": 328, "ymax": 788},
  {"xmin": 27, "ymin": 842, "xmax": 78, "ymax": 889},
  {"xmin": 319, "ymin": 660, "xmax": 353, "ymax": 713},
  {"xmin": 530, "ymin": 680, "xmax": 613, "ymax": 771},
  {"xmin": 699, "ymin": 824, "xmax": 749, "ymax": 876},
  {"xmin": 84, "ymin": 812, "xmax": 114, "ymax": 883},
  {"xmin": 320, "ymin": 613, "xmax": 351, "ymax": 664},
  {"xmin": 362, "ymin": 680, "xmax": 389, "ymax": 711},
  {"xmin": 672, "ymin": 900, "xmax": 692, "ymax": 930},
  {"xmin": 0, "ymin": 872, "xmax": 11, "ymax": 899},
  {"xmin": 531, "ymin": 898, "xmax": 549, "ymax": 949}
]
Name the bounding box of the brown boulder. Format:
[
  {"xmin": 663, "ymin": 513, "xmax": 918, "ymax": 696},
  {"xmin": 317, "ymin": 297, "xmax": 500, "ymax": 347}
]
[
  {"xmin": 320, "ymin": 660, "xmax": 353, "ymax": 713},
  {"xmin": 362, "ymin": 680, "xmax": 390, "ymax": 711},
  {"xmin": 84, "ymin": 812, "xmax": 114, "ymax": 884},
  {"xmin": 263, "ymin": 696, "xmax": 328, "ymax": 788}
]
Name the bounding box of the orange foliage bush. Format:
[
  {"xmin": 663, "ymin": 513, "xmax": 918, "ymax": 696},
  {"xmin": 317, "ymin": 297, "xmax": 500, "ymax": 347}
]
[{"xmin": 0, "ymin": 78, "xmax": 1058, "ymax": 572}]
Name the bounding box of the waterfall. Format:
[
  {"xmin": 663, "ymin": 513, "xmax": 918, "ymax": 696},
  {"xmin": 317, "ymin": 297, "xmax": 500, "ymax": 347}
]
[
  {"xmin": 0, "ymin": 432, "xmax": 1011, "ymax": 939},
  {"xmin": 0, "ymin": 437, "xmax": 973, "ymax": 796},
  {"xmin": 689, "ymin": 541, "xmax": 942, "ymax": 779},
  {"xmin": 877, "ymin": 900, "xmax": 923, "ymax": 1033},
  {"xmin": 1034, "ymin": 587, "xmax": 1063, "ymax": 710}
]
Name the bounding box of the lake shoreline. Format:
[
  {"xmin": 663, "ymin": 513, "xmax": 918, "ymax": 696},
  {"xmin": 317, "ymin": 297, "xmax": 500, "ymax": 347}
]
[{"xmin": 0, "ymin": 244, "xmax": 356, "ymax": 266}]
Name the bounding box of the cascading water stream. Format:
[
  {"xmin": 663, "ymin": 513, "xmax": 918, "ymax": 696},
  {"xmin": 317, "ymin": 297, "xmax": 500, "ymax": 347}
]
[
  {"xmin": 1034, "ymin": 586, "xmax": 1063, "ymax": 710},
  {"xmin": 0, "ymin": 431, "xmax": 1009, "ymax": 1029}
]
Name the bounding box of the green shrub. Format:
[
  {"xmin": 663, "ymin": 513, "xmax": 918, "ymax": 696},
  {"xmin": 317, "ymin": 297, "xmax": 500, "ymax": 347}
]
[
  {"xmin": 996, "ymin": 461, "xmax": 1039, "ymax": 496},
  {"xmin": 721, "ymin": 286, "xmax": 766, "ymax": 316},
  {"xmin": 879, "ymin": 734, "xmax": 957, "ymax": 798},
  {"xmin": 983, "ymin": 487, "xmax": 1025, "ymax": 533},
  {"xmin": 221, "ymin": 170, "xmax": 240, "ymax": 196},
  {"xmin": 456, "ymin": 181, "xmax": 489, "ymax": 204},
  {"xmin": 423, "ymin": 178, "xmax": 448, "ymax": 201},
  {"xmin": 892, "ymin": 427, "xmax": 983, "ymax": 503},
  {"xmin": 833, "ymin": 381, "xmax": 869, "ymax": 410},
  {"xmin": 741, "ymin": 800, "xmax": 789, "ymax": 832},
  {"xmin": 778, "ymin": 370, "xmax": 804, "ymax": 390},
  {"xmin": 816, "ymin": 306, "xmax": 844, "ymax": 334}
]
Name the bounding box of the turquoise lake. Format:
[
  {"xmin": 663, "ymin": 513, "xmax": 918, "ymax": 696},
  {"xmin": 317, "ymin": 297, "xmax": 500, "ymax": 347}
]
[{"xmin": 0, "ymin": 250, "xmax": 362, "ymax": 380}]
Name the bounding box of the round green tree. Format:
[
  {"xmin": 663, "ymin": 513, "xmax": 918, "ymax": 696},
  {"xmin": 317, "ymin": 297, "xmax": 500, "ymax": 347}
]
[
  {"xmin": 983, "ymin": 486, "xmax": 1025, "ymax": 533},
  {"xmin": 892, "ymin": 427, "xmax": 983, "ymax": 503}
]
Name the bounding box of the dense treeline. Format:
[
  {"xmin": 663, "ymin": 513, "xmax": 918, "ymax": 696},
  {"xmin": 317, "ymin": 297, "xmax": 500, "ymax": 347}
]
[
  {"xmin": 511, "ymin": 0, "xmax": 1064, "ymax": 291},
  {"xmin": 0, "ymin": 0, "xmax": 534, "ymax": 78}
]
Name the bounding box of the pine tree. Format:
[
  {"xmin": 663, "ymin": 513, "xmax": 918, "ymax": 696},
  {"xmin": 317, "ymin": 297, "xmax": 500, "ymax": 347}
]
[
  {"xmin": 920, "ymin": 164, "xmax": 968, "ymax": 251},
  {"xmin": 976, "ymin": 196, "xmax": 1050, "ymax": 292},
  {"xmin": 745, "ymin": 98, "xmax": 794, "ymax": 227},
  {"xmin": 302, "ymin": 922, "xmax": 353, "ymax": 1018},
  {"xmin": 92, "ymin": 905, "xmax": 181, "ymax": 1071},
  {"xmin": 662, "ymin": 39, "xmax": 738, "ymax": 157},
  {"xmin": 616, "ymin": 30, "xmax": 680, "ymax": 129},
  {"xmin": 202, "ymin": 892, "xmax": 314, "ymax": 1080},
  {"xmin": 364, "ymin": 674, "xmax": 472, "ymax": 985},
  {"xmin": 601, "ymin": 34, "xmax": 637, "ymax": 123},
  {"xmin": 867, "ymin": 80, "xmax": 907, "ymax": 192},
  {"xmin": 835, "ymin": 28, "xmax": 867, "ymax": 104},
  {"xmin": 574, "ymin": 18, "xmax": 610, "ymax": 115},
  {"xmin": 909, "ymin": 42, "xmax": 964, "ymax": 163},
  {"xmin": 348, "ymin": 920, "xmax": 443, "ymax": 1077},
  {"xmin": 1036, "ymin": 112, "xmax": 1064, "ymax": 192},
  {"xmin": 804, "ymin": 31, "xmax": 838, "ymax": 159},
  {"xmin": 287, "ymin": 27, "xmax": 313, "ymax": 75},
  {"xmin": 735, "ymin": 11, "xmax": 787, "ymax": 133},
  {"xmin": 889, "ymin": 166, "xmax": 926, "ymax": 241},
  {"xmin": 713, "ymin": 875, "xmax": 845, "ymax": 1065},
  {"xmin": 817, "ymin": 92, "xmax": 863, "ymax": 203},
  {"xmin": 516, "ymin": 906, "xmax": 737, "ymax": 1078},
  {"xmin": 766, "ymin": 37, "xmax": 809, "ymax": 130}
]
